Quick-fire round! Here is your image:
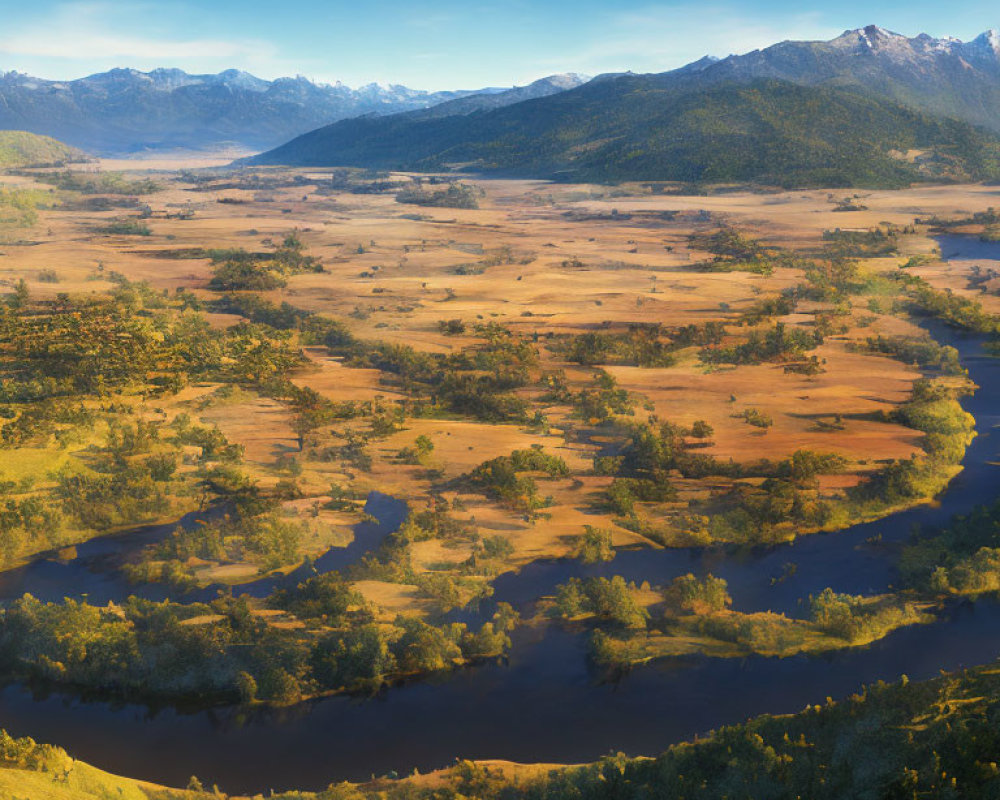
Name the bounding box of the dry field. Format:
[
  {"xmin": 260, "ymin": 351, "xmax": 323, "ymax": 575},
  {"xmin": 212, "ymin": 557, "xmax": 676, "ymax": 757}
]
[{"xmin": 0, "ymin": 163, "xmax": 993, "ymax": 604}]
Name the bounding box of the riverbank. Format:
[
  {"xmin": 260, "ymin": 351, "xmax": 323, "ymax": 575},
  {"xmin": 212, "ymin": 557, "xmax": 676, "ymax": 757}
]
[
  {"xmin": 6, "ymin": 651, "xmax": 1000, "ymax": 799},
  {"xmin": 0, "ymin": 319, "xmax": 992, "ymax": 791}
]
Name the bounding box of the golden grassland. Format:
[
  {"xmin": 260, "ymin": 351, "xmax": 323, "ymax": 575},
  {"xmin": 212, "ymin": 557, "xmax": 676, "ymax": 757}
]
[
  {"xmin": 0, "ymin": 762, "xmax": 163, "ymax": 800},
  {"xmin": 0, "ymin": 160, "xmax": 996, "ymax": 796},
  {"xmin": 0, "ymin": 753, "xmax": 562, "ymax": 800},
  {"xmin": 0, "ymin": 163, "xmax": 994, "ymax": 612}
]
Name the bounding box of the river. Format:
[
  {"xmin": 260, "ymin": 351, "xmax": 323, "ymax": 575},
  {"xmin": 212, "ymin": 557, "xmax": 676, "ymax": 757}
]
[{"xmin": 0, "ymin": 239, "xmax": 996, "ymax": 794}]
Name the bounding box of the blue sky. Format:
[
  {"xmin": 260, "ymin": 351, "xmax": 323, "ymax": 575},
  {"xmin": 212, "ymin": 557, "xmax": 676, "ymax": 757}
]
[{"xmin": 1, "ymin": 1, "xmax": 998, "ymax": 90}]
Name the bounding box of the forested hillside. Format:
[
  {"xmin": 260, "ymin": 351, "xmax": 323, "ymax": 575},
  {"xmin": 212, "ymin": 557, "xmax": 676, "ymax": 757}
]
[{"xmin": 251, "ymin": 78, "xmax": 1000, "ymax": 187}]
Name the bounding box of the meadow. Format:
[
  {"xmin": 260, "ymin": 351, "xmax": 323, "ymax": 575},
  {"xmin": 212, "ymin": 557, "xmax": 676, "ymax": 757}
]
[{"xmin": 0, "ymin": 161, "xmax": 996, "ymax": 706}]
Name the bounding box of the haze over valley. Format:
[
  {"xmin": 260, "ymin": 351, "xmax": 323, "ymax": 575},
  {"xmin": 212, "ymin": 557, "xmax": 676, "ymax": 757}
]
[{"xmin": 0, "ymin": 67, "xmax": 589, "ymax": 153}]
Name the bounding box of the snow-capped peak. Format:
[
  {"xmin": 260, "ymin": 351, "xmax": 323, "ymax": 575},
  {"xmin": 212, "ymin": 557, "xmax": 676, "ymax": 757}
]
[
  {"xmin": 863, "ymin": 25, "xmax": 895, "ymax": 39},
  {"xmin": 535, "ymin": 72, "xmax": 589, "ymax": 89},
  {"xmin": 213, "ymin": 69, "xmax": 270, "ymax": 92},
  {"xmin": 967, "ymin": 29, "xmax": 1000, "ymax": 58},
  {"xmin": 830, "ymin": 25, "xmax": 901, "ymax": 52},
  {"xmin": 856, "ymin": 25, "xmax": 907, "ymax": 50},
  {"xmin": 824, "ymin": 25, "xmax": 1000, "ymax": 65}
]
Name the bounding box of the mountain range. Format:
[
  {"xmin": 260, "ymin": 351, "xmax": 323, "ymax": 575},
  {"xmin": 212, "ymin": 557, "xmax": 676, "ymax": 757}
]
[
  {"xmin": 701, "ymin": 25, "xmax": 1000, "ymax": 132},
  {"xmin": 248, "ymin": 26, "xmax": 1000, "ymax": 187},
  {"xmin": 249, "ymin": 76, "xmax": 1000, "ymax": 187},
  {"xmin": 5, "ymin": 26, "xmax": 1000, "ymax": 188},
  {"xmin": 0, "ymin": 68, "xmax": 587, "ymax": 154}
]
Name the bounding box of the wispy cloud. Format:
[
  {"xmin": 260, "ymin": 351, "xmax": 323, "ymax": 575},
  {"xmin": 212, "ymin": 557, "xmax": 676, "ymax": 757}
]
[
  {"xmin": 0, "ymin": 0, "xmax": 897, "ymax": 90},
  {"xmin": 0, "ymin": 1, "xmax": 300, "ymax": 77},
  {"xmin": 522, "ymin": 4, "xmax": 839, "ymax": 79}
]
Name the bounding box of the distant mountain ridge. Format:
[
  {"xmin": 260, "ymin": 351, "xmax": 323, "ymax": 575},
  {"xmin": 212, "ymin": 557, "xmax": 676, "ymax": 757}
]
[
  {"xmin": 686, "ymin": 26, "xmax": 1000, "ymax": 132},
  {"xmin": 398, "ymin": 73, "xmax": 590, "ymax": 121},
  {"xmin": 0, "ymin": 68, "xmax": 586, "ymax": 154},
  {"xmin": 248, "ymin": 26, "xmax": 1000, "ymax": 187}
]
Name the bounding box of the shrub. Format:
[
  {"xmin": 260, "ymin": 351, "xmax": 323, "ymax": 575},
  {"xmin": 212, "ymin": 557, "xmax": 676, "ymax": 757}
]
[
  {"xmin": 664, "ymin": 573, "xmax": 732, "ymax": 614},
  {"xmin": 574, "ymin": 526, "xmax": 615, "ymax": 563}
]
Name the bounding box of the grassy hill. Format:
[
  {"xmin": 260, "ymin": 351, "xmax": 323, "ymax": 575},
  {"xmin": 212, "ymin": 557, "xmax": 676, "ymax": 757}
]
[
  {"xmin": 0, "ymin": 131, "xmax": 83, "ymax": 169},
  {"xmin": 7, "ymin": 657, "xmax": 1000, "ymax": 798},
  {"xmin": 0, "ymin": 762, "xmax": 164, "ymax": 800},
  {"xmin": 251, "ymin": 78, "xmax": 1000, "ymax": 188}
]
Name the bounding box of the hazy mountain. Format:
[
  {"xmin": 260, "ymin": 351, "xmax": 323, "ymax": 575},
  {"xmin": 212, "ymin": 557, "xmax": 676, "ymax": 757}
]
[
  {"xmin": 249, "ymin": 75, "xmax": 1000, "ymax": 188},
  {"xmin": 0, "ymin": 68, "xmax": 556, "ymax": 154},
  {"xmin": 400, "ymin": 73, "xmax": 589, "ymax": 120}
]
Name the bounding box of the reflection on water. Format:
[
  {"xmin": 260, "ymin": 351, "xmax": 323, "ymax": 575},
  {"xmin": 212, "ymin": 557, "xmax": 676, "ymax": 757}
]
[
  {"xmin": 936, "ymin": 233, "xmax": 1000, "ymax": 263},
  {"xmin": 0, "ymin": 492, "xmax": 407, "ymax": 605},
  {"xmin": 4, "ymin": 598, "xmax": 1000, "ymax": 794}
]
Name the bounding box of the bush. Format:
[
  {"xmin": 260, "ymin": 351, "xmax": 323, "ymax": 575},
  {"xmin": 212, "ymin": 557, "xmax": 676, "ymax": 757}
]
[
  {"xmin": 664, "ymin": 573, "xmax": 731, "ymax": 614},
  {"xmin": 738, "ymin": 408, "xmax": 773, "ymax": 429},
  {"xmin": 809, "ymin": 588, "xmax": 923, "ymax": 643},
  {"xmin": 701, "ymin": 323, "xmax": 822, "ymax": 366},
  {"xmin": 552, "ymin": 576, "xmax": 648, "ymax": 629},
  {"xmin": 97, "ymin": 218, "xmax": 152, "ymax": 236},
  {"xmin": 574, "ymin": 526, "xmax": 615, "ymax": 563},
  {"xmin": 209, "ymin": 259, "xmax": 287, "ymax": 291},
  {"xmin": 466, "ymin": 447, "xmax": 570, "ymax": 511},
  {"xmin": 395, "ymin": 183, "xmax": 481, "ymax": 209}
]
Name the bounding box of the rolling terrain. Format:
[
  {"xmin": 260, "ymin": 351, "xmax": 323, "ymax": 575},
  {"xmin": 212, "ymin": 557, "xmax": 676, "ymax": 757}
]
[{"xmin": 0, "ymin": 131, "xmax": 81, "ymax": 168}]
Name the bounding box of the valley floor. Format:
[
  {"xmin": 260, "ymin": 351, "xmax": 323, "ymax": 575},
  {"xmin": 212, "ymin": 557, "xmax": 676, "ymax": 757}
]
[{"xmin": 0, "ymin": 161, "xmax": 997, "ymax": 791}]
